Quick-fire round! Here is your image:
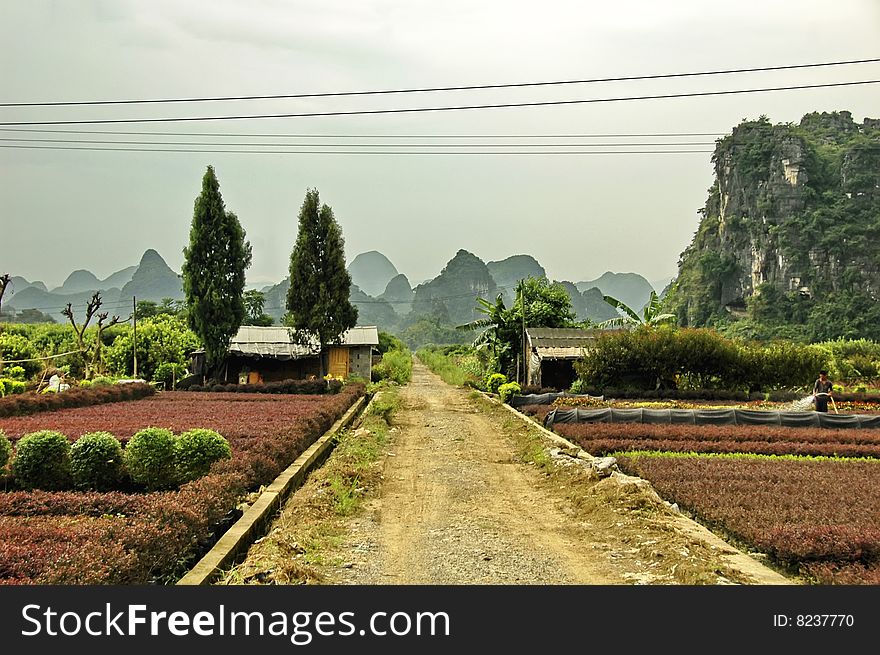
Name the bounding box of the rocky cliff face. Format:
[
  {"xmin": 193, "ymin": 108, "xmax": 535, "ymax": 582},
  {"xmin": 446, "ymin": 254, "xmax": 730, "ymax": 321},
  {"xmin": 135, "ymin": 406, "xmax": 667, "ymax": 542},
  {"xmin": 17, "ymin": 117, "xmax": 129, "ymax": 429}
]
[
  {"xmin": 412, "ymin": 250, "xmax": 498, "ymax": 326},
  {"xmin": 665, "ymin": 111, "xmax": 880, "ymax": 339}
]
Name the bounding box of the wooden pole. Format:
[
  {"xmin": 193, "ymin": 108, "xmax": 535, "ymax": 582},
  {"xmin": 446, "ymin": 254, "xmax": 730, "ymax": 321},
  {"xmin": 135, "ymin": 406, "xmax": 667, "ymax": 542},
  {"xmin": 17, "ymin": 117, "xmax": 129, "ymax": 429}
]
[
  {"xmin": 520, "ymin": 281, "xmax": 527, "ymax": 386},
  {"xmin": 132, "ymin": 296, "xmax": 138, "ymax": 378}
]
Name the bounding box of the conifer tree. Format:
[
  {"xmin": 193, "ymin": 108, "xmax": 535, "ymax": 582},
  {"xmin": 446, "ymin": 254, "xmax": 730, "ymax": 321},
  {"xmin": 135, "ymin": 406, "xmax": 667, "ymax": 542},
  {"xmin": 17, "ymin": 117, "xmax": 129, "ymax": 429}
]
[
  {"xmin": 182, "ymin": 166, "xmax": 252, "ymax": 378},
  {"xmin": 286, "ymin": 188, "xmax": 357, "ymax": 376}
]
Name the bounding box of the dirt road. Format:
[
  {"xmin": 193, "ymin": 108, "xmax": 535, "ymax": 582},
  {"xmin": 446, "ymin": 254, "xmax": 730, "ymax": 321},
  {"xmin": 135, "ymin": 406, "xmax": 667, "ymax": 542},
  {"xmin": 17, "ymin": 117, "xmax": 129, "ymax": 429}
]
[{"xmin": 330, "ymin": 361, "xmax": 788, "ymax": 585}]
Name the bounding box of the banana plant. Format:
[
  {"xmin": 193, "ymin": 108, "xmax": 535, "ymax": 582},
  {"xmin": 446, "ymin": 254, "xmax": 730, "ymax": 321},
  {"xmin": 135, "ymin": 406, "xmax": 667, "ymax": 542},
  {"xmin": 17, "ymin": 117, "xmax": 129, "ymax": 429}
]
[{"xmin": 597, "ymin": 290, "xmax": 676, "ymax": 328}]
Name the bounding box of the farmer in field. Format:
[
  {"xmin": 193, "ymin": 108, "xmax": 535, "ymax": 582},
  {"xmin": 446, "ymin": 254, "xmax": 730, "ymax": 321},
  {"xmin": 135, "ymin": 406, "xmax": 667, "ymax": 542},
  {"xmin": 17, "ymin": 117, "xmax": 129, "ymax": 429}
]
[{"xmin": 812, "ymin": 370, "xmax": 834, "ymax": 412}]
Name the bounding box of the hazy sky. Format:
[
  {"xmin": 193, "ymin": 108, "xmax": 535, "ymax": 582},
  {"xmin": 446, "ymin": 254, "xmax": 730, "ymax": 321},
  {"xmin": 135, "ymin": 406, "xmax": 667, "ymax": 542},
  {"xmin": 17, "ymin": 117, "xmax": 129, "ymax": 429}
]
[{"xmin": 2, "ymin": 0, "xmax": 878, "ymax": 289}]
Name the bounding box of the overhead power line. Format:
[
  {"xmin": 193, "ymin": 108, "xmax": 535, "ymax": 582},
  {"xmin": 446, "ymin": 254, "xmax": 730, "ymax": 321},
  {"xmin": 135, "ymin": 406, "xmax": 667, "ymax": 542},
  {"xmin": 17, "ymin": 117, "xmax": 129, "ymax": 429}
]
[
  {"xmin": 1, "ymin": 57, "xmax": 877, "ymax": 107},
  {"xmin": 0, "ymin": 137, "xmax": 716, "ymax": 148},
  {"xmin": 1, "ymin": 79, "xmax": 877, "ymax": 126},
  {"xmin": 0, "ymin": 128, "xmax": 728, "ymax": 138},
  {"xmin": 0, "ymin": 144, "xmax": 713, "ymax": 155}
]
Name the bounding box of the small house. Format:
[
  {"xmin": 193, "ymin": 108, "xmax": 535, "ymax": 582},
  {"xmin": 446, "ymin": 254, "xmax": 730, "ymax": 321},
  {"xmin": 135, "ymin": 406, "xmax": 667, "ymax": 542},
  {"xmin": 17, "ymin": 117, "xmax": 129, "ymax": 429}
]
[
  {"xmin": 525, "ymin": 327, "xmax": 611, "ymax": 390},
  {"xmin": 190, "ymin": 325, "xmax": 379, "ymax": 383}
]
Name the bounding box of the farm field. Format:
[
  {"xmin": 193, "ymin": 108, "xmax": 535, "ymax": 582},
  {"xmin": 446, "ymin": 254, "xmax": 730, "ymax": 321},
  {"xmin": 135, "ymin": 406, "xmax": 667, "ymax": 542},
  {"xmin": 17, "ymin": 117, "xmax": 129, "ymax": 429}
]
[
  {"xmin": 521, "ymin": 398, "xmax": 880, "ymax": 584},
  {"xmin": 0, "ymin": 386, "xmax": 364, "ymax": 584},
  {"xmin": 616, "ymin": 454, "xmax": 880, "ymax": 584}
]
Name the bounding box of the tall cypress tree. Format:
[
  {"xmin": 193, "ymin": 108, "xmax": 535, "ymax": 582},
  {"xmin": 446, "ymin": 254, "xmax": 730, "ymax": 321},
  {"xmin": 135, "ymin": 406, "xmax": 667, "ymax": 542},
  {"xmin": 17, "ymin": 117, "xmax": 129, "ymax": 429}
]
[
  {"xmin": 287, "ymin": 188, "xmax": 358, "ymax": 376},
  {"xmin": 182, "ymin": 166, "xmax": 252, "ymax": 378}
]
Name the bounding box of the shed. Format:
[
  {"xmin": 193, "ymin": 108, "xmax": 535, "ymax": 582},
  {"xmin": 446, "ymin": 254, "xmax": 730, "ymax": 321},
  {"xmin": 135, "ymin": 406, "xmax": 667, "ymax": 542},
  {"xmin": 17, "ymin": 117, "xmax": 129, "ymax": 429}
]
[
  {"xmin": 525, "ymin": 327, "xmax": 611, "ymax": 390},
  {"xmin": 190, "ymin": 325, "xmax": 379, "ymax": 383}
]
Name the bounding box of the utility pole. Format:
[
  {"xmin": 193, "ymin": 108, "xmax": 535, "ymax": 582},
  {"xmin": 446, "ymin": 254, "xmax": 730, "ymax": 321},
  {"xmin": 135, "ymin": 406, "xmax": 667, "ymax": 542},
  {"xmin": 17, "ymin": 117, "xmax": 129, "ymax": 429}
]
[
  {"xmin": 132, "ymin": 296, "xmax": 138, "ymax": 379},
  {"xmin": 520, "ymin": 280, "xmax": 527, "ymax": 386}
]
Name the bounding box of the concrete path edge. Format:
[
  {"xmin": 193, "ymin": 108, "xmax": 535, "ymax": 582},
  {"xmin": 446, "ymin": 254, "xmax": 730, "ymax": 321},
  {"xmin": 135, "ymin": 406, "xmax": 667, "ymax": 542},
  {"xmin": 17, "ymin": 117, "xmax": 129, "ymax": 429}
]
[
  {"xmin": 176, "ymin": 393, "xmax": 368, "ymax": 586},
  {"xmin": 479, "ymin": 391, "xmax": 795, "ymax": 585}
]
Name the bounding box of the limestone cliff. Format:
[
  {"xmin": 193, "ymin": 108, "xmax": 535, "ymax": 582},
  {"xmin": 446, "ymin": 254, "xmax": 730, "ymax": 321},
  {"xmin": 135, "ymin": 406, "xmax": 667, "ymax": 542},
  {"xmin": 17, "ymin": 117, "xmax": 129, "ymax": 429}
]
[{"xmin": 664, "ymin": 111, "xmax": 880, "ymax": 340}]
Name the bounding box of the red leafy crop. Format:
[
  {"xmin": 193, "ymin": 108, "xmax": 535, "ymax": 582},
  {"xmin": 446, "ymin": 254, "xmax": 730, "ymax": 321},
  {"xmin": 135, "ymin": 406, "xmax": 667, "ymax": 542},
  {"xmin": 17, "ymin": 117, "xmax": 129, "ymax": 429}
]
[
  {"xmin": 0, "ymin": 384, "xmax": 364, "ymax": 584},
  {"xmin": 616, "ymin": 455, "xmax": 880, "ymax": 584},
  {"xmin": 554, "ymin": 423, "xmax": 880, "ymax": 458}
]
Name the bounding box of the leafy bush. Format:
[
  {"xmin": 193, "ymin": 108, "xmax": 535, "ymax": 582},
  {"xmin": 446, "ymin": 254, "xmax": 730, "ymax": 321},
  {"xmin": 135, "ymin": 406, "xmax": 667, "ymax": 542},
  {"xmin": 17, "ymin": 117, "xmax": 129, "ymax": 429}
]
[
  {"xmin": 175, "ymin": 429, "xmax": 232, "ymax": 483},
  {"xmin": 70, "ymin": 432, "xmax": 125, "ymax": 491},
  {"xmin": 485, "ymin": 373, "xmax": 508, "ymax": 394},
  {"xmin": 498, "ymin": 381, "xmax": 522, "ymax": 403},
  {"xmin": 90, "ymin": 376, "xmax": 114, "ymax": 387},
  {"xmin": 105, "ymin": 315, "xmax": 199, "ymax": 382},
  {"xmin": 0, "ymin": 430, "xmax": 11, "ymax": 469},
  {"xmin": 575, "ymin": 326, "xmax": 832, "ymax": 393},
  {"xmin": 153, "ymin": 362, "xmax": 187, "ymax": 389},
  {"xmin": 124, "ymin": 427, "xmax": 178, "ymax": 490},
  {"xmin": 0, "ymin": 379, "xmax": 26, "ymax": 396},
  {"xmin": 12, "ymin": 430, "xmax": 72, "ymax": 490},
  {"xmin": 0, "ymin": 333, "xmax": 39, "ymax": 377},
  {"xmin": 6, "ymin": 366, "xmax": 26, "ymax": 381},
  {"xmin": 372, "ymin": 347, "xmax": 413, "ymax": 385}
]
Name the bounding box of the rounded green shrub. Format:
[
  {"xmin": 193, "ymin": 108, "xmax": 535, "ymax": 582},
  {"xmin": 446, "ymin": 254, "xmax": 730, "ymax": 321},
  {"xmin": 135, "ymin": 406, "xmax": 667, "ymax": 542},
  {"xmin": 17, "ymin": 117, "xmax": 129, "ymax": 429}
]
[
  {"xmin": 70, "ymin": 431, "xmax": 125, "ymax": 491},
  {"xmin": 498, "ymin": 381, "xmax": 522, "ymax": 403},
  {"xmin": 174, "ymin": 429, "xmax": 232, "ymax": 483},
  {"xmin": 0, "ymin": 430, "xmax": 11, "ymax": 470},
  {"xmin": 153, "ymin": 362, "xmax": 186, "ymax": 389},
  {"xmin": 91, "ymin": 376, "xmax": 115, "ymax": 387},
  {"xmin": 485, "ymin": 373, "xmax": 508, "ymax": 395},
  {"xmin": 12, "ymin": 430, "xmax": 72, "ymax": 490},
  {"xmin": 124, "ymin": 427, "xmax": 178, "ymax": 490},
  {"xmin": 7, "ymin": 366, "xmax": 26, "ymax": 381}
]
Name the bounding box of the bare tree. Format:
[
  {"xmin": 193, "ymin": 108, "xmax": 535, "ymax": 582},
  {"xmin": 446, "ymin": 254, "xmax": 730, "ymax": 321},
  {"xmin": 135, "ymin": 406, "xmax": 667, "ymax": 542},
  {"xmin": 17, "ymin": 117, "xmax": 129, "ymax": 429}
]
[
  {"xmin": 0, "ymin": 273, "xmax": 10, "ymax": 314},
  {"xmin": 62, "ymin": 292, "xmax": 122, "ymax": 378}
]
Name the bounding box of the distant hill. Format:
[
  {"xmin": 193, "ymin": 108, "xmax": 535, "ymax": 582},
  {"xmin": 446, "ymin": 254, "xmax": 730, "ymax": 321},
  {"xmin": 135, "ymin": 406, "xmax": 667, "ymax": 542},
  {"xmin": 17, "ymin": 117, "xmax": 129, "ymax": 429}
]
[
  {"xmin": 101, "ymin": 265, "xmax": 138, "ymax": 291},
  {"xmin": 576, "ymin": 272, "xmax": 654, "ymax": 312},
  {"xmin": 5, "ymin": 249, "xmax": 180, "ymax": 322},
  {"xmin": 49, "ymin": 266, "xmax": 136, "ymax": 296},
  {"xmin": 557, "ymin": 281, "xmax": 619, "ymax": 323},
  {"xmin": 53, "ymin": 269, "xmax": 101, "ymax": 295},
  {"xmin": 350, "ymin": 284, "xmax": 398, "ymax": 329},
  {"xmin": 380, "ymin": 273, "xmax": 414, "ymax": 315},
  {"xmin": 412, "ymin": 250, "xmax": 497, "ymax": 326},
  {"xmin": 261, "ymin": 278, "xmax": 290, "ymax": 322},
  {"xmin": 5, "ymin": 285, "xmax": 123, "ymax": 322},
  {"xmin": 120, "ymin": 249, "xmax": 184, "ymax": 302},
  {"xmin": 9, "ymin": 276, "xmax": 47, "ymax": 293},
  {"xmin": 347, "ymin": 251, "xmax": 398, "ymax": 297},
  {"xmin": 487, "ymin": 255, "xmax": 546, "ymax": 303}
]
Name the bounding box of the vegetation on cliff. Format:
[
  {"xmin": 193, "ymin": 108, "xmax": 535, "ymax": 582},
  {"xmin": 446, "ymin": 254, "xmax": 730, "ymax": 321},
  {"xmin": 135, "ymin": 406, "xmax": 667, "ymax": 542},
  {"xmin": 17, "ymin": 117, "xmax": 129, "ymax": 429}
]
[{"xmin": 665, "ymin": 111, "xmax": 879, "ymax": 341}]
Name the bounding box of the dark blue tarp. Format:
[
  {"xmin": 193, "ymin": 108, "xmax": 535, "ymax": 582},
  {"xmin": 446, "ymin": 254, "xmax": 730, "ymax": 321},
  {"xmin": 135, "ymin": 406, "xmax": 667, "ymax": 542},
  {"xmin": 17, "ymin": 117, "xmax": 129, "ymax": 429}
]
[
  {"xmin": 734, "ymin": 409, "xmax": 782, "ymax": 426},
  {"xmin": 641, "ymin": 409, "xmax": 672, "ymax": 424},
  {"xmin": 509, "ymin": 393, "xmax": 564, "ymax": 408},
  {"xmin": 509, "ymin": 393, "xmax": 604, "ymax": 408},
  {"xmin": 609, "ymin": 408, "xmax": 644, "ymax": 423},
  {"xmin": 818, "ymin": 413, "xmax": 861, "ymax": 428},
  {"xmin": 541, "ymin": 407, "xmax": 880, "ymax": 430},
  {"xmin": 693, "ymin": 409, "xmax": 737, "ymax": 425}
]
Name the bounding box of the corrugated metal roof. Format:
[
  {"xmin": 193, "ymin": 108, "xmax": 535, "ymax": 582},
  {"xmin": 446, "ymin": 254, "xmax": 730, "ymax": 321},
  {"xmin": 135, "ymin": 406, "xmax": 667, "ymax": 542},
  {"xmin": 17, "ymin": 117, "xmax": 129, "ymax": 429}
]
[
  {"xmin": 534, "ymin": 346, "xmax": 589, "ymax": 360},
  {"xmin": 228, "ymin": 325, "xmax": 379, "ymax": 359},
  {"xmin": 527, "ymin": 327, "xmax": 605, "ymax": 348}
]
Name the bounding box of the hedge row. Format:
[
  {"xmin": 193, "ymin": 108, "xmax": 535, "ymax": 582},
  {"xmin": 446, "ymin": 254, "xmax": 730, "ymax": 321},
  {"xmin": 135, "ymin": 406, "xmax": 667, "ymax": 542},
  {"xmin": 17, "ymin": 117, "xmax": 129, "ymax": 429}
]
[
  {"xmin": 0, "ymin": 383, "xmax": 155, "ymax": 418},
  {"xmin": 0, "ymin": 384, "xmax": 365, "ymax": 584},
  {"xmin": 187, "ymin": 378, "xmax": 343, "ymax": 395},
  {"xmin": 2, "ymin": 427, "xmax": 231, "ymax": 492}
]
